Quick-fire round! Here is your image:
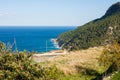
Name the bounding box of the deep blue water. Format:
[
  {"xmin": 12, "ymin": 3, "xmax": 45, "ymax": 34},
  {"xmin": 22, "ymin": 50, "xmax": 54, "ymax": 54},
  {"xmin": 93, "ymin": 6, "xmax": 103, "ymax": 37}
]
[{"xmin": 0, "ymin": 26, "xmax": 75, "ymax": 52}]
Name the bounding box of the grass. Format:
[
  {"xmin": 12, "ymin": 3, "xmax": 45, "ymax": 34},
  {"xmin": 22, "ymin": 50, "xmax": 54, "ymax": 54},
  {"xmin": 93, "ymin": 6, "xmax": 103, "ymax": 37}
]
[
  {"xmin": 59, "ymin": 74, "xmax": 96, "ymax": 80},
  {"xmin": 46, "ymin": 47, "xmax": 105, "ymax": 74},
  {"xmin": 32, "ymin": 46, "xmax": 107, "ymax": 80},
  {"xmin": 110, "ymin": 71, "xmax": 120, "ymax": 80}
]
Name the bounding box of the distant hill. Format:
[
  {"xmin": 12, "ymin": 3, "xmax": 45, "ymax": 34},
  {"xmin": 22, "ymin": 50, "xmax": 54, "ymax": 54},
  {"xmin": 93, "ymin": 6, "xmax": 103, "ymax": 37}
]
[{"xmin": 57, "ymin": 2, "xmax": 120, "ymax": 50}]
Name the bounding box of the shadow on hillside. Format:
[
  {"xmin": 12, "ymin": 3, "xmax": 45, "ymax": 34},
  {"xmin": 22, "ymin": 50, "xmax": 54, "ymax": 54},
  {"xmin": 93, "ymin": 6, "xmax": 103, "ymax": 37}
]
[{"xmin": 75, "ymin": 65, "xmax": 102, "ymax": 80}]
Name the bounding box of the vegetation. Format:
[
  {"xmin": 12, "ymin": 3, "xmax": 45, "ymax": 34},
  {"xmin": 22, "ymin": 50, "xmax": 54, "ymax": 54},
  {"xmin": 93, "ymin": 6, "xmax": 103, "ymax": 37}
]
[
  {"xmin": 39, "ymin": 47, "xmax": 104, "ymax": 80},
  {"xmin": 57, "ymin": 2, "xmax": 120, "ymax": 51},
  {"xmin": 1, "ymin": 40, "xmax": 120, "ymax": 80},
  {"xmin": 97, "ymin": 41, "xmax": 120, "ymax": 79},
  {"xmin": 56, "ymin": 2, "xmax": 120, "ymax": 79},
  {"xmin": 0, "ymin": 42, "xmax": 64, "ymax": 80},
  {"xmin": 111, "ymin": 71, "xmax": 120, "ymax": 80},
  {"xmin": 99, "ymin": 42, "xmax": 120, "ymax": 71},
  {"xmin": 0, "ymin": 2, "xmax": 120, "ymax": 80},
  {"xmin": 0, "ymin": 41, "xmax": 104, "ymax": 80}
]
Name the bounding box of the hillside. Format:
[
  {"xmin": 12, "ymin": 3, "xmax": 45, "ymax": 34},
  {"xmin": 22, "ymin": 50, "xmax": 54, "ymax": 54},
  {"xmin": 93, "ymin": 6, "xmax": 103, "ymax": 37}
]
[{"xmin": 57, "ymin": 2, "xmax": 120, "ymax": 50}]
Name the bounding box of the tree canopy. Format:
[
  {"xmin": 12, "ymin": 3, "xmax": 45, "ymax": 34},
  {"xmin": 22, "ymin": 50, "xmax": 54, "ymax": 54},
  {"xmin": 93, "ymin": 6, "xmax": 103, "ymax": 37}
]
[{"xmin": 57, "ymin": 2, "xmax": 120, "ymax": 51}]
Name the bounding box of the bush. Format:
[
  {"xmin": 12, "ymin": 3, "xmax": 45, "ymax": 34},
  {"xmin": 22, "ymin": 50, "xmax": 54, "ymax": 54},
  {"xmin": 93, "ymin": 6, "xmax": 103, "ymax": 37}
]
[
  {"xmin": 0, "ymin": 42, "xmax": 64, "ymax": 80},
  {"xmin": 0, "ymin": 42, "xmax": 5, "ymax": 52},
  {"xmin": 99, "ymin": 42, "xmax": 120, "ymax": 71},
  {"xmin": 111, "ymin": 71, "xmax": 120, "ymax": 80}
]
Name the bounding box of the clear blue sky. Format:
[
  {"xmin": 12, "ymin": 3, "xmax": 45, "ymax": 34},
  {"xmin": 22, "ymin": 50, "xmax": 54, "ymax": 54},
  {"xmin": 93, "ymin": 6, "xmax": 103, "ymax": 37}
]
[{"xmin": 0, "ymin": 0, "xmax": 119, "ymax": 26}]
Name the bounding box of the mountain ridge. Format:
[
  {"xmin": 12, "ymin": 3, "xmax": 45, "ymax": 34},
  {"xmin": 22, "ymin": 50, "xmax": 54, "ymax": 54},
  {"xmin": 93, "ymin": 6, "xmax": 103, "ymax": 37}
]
[
  {"xmin": 57, "ymin": 2, "xmax": 120, "ymax": 50},
  {"xmin": 103, "ymin": 2, "xmax": 120, "ymax": 18}
]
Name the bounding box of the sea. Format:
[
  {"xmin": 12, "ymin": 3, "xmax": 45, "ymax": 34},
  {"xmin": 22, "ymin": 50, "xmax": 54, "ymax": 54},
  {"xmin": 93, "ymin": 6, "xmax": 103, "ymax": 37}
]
[{"xmin": 0, "ymin": 26, "xmax": 75, "ymax": 52}]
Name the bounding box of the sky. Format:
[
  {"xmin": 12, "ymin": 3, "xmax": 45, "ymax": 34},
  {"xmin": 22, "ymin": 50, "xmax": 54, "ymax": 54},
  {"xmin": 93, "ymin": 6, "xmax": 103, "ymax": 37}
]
[{"xmin": 0, "ymin": 0, "xmax": 119, "ymax": 26}]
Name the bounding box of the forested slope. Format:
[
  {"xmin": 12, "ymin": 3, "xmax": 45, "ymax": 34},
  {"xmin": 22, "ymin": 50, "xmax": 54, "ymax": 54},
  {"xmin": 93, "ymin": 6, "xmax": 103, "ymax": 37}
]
[{"xmin": 57, "ymin": 2, "xmax": 120, "ymax": 50}]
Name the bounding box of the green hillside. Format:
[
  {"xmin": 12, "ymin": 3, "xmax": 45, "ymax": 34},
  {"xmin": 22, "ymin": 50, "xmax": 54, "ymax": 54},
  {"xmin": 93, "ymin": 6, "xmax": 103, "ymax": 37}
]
[{"xmin": 57, "ymin": 2, "xmax": 120, "ymax": 51}]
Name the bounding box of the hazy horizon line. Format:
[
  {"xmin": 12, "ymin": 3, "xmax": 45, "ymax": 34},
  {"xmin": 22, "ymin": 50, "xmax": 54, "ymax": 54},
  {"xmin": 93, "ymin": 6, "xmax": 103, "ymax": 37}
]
[{"xmin": 0, "ymin": 25, "xmax": 77, "ymax": 27}]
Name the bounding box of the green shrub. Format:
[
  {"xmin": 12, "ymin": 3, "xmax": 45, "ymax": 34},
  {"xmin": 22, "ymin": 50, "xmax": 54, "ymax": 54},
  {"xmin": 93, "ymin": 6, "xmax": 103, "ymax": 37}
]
[
  {"xmin": 0, "ymin": 42, "xmax": 64, "ymax": 80},
  {"xmin": 111, "ymin": 71, "xmax": 120, "ymax": 80},
  {"xmin": 99, "ymin": 42, "xmax": 120, "ymax": 71},
  {"xmin": 0, "ymin": 42, "xmax": 5, "ymax": 52},
  {"xmin": 42, "ymin": 65, "xmax": 63, "ymax": 80}
]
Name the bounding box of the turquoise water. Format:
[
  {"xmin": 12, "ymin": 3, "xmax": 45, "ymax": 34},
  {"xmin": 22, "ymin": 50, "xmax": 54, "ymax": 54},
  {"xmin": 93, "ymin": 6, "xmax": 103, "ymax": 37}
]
[{"xmin": 0, "ymin": 26, "xmax": 75, "ymax": 52}]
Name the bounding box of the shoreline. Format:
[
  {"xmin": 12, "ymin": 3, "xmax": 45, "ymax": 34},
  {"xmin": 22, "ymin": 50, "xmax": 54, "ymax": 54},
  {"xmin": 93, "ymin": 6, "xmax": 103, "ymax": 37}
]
[
  {"xmin": 51, "ymin": 38, "xmax": 61, "ymax": 49},
  {"xmin": 31, "ymin": 50, "xmax": 67, "ymax": 62}
]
